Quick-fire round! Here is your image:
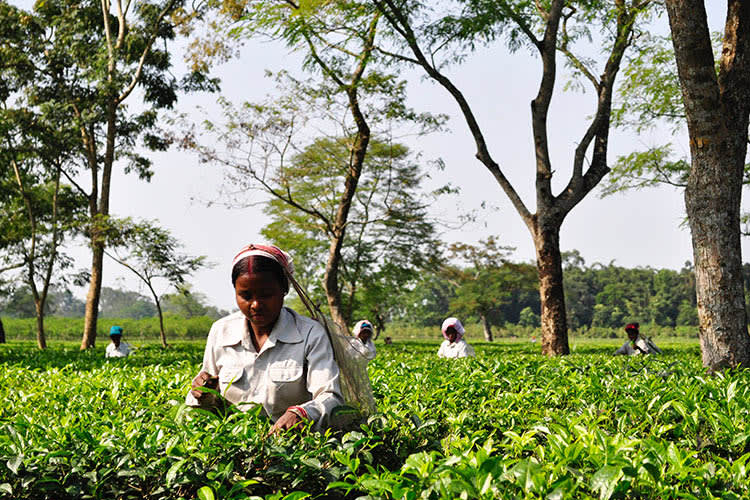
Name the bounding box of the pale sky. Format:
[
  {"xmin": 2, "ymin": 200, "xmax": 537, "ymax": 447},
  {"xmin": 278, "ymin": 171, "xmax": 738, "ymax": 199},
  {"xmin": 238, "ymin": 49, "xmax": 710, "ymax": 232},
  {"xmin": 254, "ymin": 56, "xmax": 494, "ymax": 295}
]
[{"xmin": 32, "ymin": 3, "xmax": 744, "ymax": 311}]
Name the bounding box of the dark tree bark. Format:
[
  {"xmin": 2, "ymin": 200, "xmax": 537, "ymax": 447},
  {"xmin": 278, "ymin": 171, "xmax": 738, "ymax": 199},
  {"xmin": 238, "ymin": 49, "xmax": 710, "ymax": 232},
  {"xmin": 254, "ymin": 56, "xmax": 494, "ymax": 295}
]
[
  {"xmin": 533, "ymin": 224, "xmax": 568, "ymax": 354},
  {"xmin": 154, "ymin": 295, "xmax": 168, "ymax": 348},
  {"xmin": 0, "ymin": 317, "xmax": 6, "ymax": 344},
  {"xmin": 81, "ymin": 242, "xmax": 104, "ymax": 349},
  {"xmin": 374, "ymin": 0, "xmax": 643, "ymax": 355},
  {"xmin": 665, "ymin": 0, "xmax": 750, "ymax": 371}
]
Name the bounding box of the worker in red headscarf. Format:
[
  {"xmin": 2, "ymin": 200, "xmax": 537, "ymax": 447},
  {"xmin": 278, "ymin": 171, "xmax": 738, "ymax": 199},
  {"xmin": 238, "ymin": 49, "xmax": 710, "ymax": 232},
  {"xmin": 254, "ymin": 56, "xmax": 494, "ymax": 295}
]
[
  {"xmin": 186, "ymin": 244, "xmax": 344, "ymax": 433},
  {"xmin": 614, "ymin": 322, "xmax": 662, "ymax": 355}
]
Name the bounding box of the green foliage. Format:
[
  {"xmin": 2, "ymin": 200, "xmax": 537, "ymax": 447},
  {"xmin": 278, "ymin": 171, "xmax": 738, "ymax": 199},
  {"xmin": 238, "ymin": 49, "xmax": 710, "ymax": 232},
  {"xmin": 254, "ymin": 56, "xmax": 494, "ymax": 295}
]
[
  {"xmin": 518, "ymin": 306, "xmax": 540, "ymax": 328},
  {"xmin": 1, "ymin": 340, "xmax": 748, "ymax": 499},
  {"xmin": 0, "ymin": 285, "xmax": 85, "ymax": 318},
  {"xmin": 262, "ymin": 135, "xmax": 444, "ymax": 324},
  {"xmin": 100, "ymin": 286, "xmax": 158, "ymax": 319},
  {"xmin": 443, "ymin": 237, "xmax": 538, "ymax": 325},
  {"xmin": 0, "ymin": 0, "xmax": 203, "ymax": 183},
  {"xmin": 613, "ymin": 34, "xmax": 684, "ymax": 134},
  {"xmin": 600, "ymin": 145, "xmax": 690, "ymax": 197},
  {"xmin": 403, "ymin": 252, "xmax": 705, "ymax": 331},
  {"xmin": 606, "ymin": 30, "xmax": 750, "ymax": 201}
]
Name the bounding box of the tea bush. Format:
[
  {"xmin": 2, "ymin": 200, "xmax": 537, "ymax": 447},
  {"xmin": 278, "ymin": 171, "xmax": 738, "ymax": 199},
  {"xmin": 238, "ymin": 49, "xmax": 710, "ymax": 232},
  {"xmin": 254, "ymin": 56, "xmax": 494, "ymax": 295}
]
[{"xmin": 0, "ymin": 339, "xmax": 748, "ymax": 499}]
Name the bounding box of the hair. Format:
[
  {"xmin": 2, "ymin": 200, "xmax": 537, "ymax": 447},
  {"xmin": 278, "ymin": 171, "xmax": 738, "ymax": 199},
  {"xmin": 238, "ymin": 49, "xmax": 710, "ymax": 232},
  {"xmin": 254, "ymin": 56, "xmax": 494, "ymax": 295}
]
[{"xmin": 231, "ymin": 255, "xmax": 289, "ymax": 293}]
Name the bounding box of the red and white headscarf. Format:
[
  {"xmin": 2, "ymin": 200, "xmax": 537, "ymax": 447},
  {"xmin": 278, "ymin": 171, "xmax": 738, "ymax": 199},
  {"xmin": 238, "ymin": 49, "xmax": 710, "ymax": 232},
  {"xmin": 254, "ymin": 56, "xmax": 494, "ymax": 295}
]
[
  {"xmin": 232, "ymin": 243, "xmax": 294, "ymax": 276},
  {"xmin": 441, "ymin": 317, "xmax": 465, "ymax": 342}
]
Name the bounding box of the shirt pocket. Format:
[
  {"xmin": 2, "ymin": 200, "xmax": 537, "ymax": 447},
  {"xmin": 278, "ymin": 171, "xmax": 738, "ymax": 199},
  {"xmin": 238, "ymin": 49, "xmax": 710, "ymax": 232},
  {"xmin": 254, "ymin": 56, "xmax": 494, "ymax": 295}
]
[
  {"xmin": 269, "ymin": 360, "xmax": 303, "ymax": 383},
  {"xmin": 218, "ymin": 364, "xmax": 245, "ymax": 385}
]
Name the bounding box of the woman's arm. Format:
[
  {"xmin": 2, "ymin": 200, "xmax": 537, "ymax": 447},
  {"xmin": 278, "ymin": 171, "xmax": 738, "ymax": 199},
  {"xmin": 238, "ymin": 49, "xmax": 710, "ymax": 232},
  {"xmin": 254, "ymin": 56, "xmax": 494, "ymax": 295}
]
[{"xmin": 186, "ymin": 326, "xmax": 220, "ymax": 405}]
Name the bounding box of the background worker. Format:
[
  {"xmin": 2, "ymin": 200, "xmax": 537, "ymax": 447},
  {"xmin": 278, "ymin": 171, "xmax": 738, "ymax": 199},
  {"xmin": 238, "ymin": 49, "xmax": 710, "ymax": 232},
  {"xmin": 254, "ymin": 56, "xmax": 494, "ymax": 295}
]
[
  {"xmin": 614, "ymin": 322, "xmax": 662, "ymax": 355},
  {"xmin": 350, "ymin": 320, "xmax": 377, "ymax": 361},
  {"xmin": 105, "ymin": 326, "xmax": 134, "ymax": 358},
  {"xmin": 437, "ymin": 317, "xmax": 475, "ymax": 358}
]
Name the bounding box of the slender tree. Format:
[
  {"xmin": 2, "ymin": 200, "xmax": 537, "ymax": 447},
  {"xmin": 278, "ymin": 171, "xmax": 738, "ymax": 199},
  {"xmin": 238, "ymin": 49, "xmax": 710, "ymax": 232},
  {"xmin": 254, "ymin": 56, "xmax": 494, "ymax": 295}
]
[
  {"xmin": 0, "ymin": 103, "xmax": 83, "ymax": 349},
  {"xmin": 105, "ymin": 219, "xmax": 206, "ymax": 348},
  {"xmin": 370, "ymin": 0, "xmax": 654, "ymax": 354},
  {"xmin": 185, "ymin": 86, "xmax": 444, "ymax": 327},
  {"xmin": 228, "ymin": 2, "xmax": 443, "ymax": 330},
  {"xmin": 183, "ymin": 0, "xmax": 443, "ymax": 330},
  {"xmin": 664, "ymin": 0, "xmax": 750, "ymax": 370}
]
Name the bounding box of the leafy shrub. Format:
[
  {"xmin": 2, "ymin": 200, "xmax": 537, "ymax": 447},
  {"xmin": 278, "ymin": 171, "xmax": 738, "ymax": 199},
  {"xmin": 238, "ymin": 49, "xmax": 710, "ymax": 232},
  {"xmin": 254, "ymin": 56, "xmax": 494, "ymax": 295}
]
[{"xmin": 0, "ymin": 340, "xmax": 747, "ymax": 499}]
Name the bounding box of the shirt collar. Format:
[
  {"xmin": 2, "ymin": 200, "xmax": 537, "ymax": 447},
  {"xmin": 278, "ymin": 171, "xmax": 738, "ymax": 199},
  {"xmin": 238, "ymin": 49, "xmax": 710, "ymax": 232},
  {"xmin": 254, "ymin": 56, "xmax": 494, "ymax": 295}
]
[
  {"xmin": 219, "ymin": 308, "xmax": 303, "ymax": 348},
  {"xmin": 268, "ymin": 307, "xmax": 304, "ymax": 344}
]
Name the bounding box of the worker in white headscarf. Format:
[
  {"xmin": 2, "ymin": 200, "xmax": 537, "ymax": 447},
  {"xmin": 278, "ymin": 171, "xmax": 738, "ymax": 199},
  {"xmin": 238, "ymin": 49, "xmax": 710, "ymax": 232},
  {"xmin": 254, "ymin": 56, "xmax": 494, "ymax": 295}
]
[
  {"xmin": 350, "ymin": 320, "xmax": 377, "ymax": 361},
  {"xmin": 437, "ymin": 317, "xmax": 475, "ymax": 358}
]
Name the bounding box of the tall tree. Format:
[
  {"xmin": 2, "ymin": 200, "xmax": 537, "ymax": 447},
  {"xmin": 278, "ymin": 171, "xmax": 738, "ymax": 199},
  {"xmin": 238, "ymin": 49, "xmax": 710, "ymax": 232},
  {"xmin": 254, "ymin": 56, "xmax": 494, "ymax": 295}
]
[
  {"xmin": 182, "ymin": 0, "xmax": 443, "ymax": 330},
  {"xmin": 371, "ymin": 0, "xmax": 654, "ymax": 354},
  {"xmin": 221, "ymin": 2, "xmax": 444, "ymax": 330},
  {"xmin": 105, "ymin": 219, "xmax": 206, "ymax": 347},
  {"xmin": 664, "ymin": 0, "xmax": 750, "ymax": 370},
  {"xmin": 0, "ymin": 0, "xmax": 216, "ymax": 349},
  {"xmin": 186, "ymin": 87, "xmax": 444, "ymax": 327}
]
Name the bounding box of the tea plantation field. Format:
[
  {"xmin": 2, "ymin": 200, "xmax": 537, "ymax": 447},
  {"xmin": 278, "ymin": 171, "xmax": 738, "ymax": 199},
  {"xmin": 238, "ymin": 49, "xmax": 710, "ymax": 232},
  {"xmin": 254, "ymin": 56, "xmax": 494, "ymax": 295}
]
[{"xmin": 1, "ymin": 339, "xmax": 749, "ymax": 499}]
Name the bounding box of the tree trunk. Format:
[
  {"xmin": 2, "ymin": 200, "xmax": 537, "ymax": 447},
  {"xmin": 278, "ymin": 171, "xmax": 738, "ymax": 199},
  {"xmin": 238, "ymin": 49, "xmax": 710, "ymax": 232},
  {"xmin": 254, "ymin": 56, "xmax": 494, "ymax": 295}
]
[
  {"xmin": 373, "ymin": 0, "xmax": 641, "ymax": 356},
  {"xmin": 324, "ymin": 234, "xmax": 350, "ymax": 331},
  {"xmin": 0, "ymin": 317, "xmax": 6, "ymax": 343},
  {"xmin": 155, "ymin": 295, "xmax": 168, "ymax": 348},
  {"xmin": 666, "ymin": 0, "xmax": 750, "ymax": 371},
  {"xmin": 533, "ymin": 225, "xmax": 570, "ymax": 356},
  {"xmin": 480, "ymin": 313, "xmax": 493, "ymax": 342},
  {"xmin": 372, "ymin": 312, "xmax": 385, "ymax": 340},
  {"xmin": 34, "ymin": 300, "xmax": 47, "ymax": 350},
  {"xmin": 81, "ymin": 241, "xmax": 104, "ymax": 349}
]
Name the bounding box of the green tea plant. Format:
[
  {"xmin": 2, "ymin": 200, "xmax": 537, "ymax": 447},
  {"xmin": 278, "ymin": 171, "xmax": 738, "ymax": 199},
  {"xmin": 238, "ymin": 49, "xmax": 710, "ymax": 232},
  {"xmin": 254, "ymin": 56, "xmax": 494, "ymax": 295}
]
[{"xmin": 0, "ymin": 340, "xmax": 747, "ymax": 499}]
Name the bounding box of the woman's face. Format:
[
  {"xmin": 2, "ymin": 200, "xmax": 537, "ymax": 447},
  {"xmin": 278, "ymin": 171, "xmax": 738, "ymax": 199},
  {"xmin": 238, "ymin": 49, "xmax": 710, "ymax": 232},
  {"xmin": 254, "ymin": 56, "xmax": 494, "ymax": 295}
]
[
  {"xmin": 358, "ymin": 328, "xmax": 372, "ymax": 343},
  {"xmin": 235, "ymin": 272, "xmax": 285, "ymax": 334},
  {"xmin": 445, "ymin": 326, "xmax": 458, "ymax": 343}
]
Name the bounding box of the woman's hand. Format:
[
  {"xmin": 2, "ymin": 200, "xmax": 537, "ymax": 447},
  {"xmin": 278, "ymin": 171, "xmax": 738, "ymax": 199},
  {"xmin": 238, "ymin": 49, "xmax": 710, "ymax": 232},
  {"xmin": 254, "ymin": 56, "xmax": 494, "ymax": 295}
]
[
  {"xmin": 190, "ymin": 371, "xmax": 218, "ymax": 399},
  {"xmin": 269, "ymin": 409, "xmax": 304, "ymax": 435}
]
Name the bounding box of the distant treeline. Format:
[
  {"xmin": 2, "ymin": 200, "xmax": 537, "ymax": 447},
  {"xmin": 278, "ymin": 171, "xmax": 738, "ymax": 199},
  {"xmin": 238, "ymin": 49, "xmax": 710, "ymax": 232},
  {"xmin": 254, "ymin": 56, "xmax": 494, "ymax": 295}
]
[
  {"xmin": 2, "ymin": 317, "xmax": 699, "ymax": 342},
  {"xmin": 6, "ymin": 255, "xmax": 750, "ymax": 339},
  {"xmin": 399, "ymin": 252, "xmax": 750, "ymax": 331},
  {"xmin": 0, "ymin": 286, "xmax": 228, "ymax": 320}
]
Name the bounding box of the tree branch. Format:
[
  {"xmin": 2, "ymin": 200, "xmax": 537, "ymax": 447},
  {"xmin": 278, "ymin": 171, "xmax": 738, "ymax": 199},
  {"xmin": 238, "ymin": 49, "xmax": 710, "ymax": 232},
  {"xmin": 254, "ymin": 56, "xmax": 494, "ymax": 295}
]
[
  {"xmin": 374, "ymin": 0, "xmax": 533, "ymax": 225},
  {"xmin": 117, "ymin": 0, "xmax": 179, "ymax": 104}
]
